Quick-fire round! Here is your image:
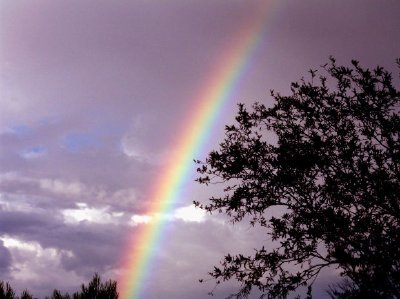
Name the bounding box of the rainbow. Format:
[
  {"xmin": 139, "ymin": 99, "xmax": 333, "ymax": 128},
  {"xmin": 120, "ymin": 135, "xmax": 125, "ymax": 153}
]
[{"xmin": 120, "ymin": 3, "xmax": 278, "ymax": 298}]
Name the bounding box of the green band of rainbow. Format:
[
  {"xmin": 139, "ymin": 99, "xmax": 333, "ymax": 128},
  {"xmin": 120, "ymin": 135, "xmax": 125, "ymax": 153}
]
[{"xmin": 120, "ymin": 3, "xmax": 279, "ymax": 298}]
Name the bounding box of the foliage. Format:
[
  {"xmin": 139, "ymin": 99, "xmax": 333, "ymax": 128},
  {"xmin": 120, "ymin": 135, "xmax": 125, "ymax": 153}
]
[
  {"xmin": 0, "ymin": 281, "xmax": 16, "ymax": 299},
  {"xmin": 19, "ymin": 290, "xmax": 33, "ymax": 299},
  {"xmin": 327, "ymin": 279, "xmax": 378, "ymax": 299},
  {"xmin": 195, "ymin": 58, "xmax": 400, "ymax": 298},
  {"xmin": 0, "ymin": 284, "xmax": 32, "ymax": 299},
  {"xmin": 47, "ymin": 289, "xmax": 71, "ymax": 299},
  {"xmin": 0, "ymin": 273, "xmax": 118, "ymax": 299},
  {"xmin": 73, "ymin": 273, "xmax": 118, "ymax": 299}
]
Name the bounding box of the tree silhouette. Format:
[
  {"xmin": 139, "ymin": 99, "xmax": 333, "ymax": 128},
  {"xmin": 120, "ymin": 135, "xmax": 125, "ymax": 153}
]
[
  {"xmin": 0, "ymin": 273, "xmax": 118, "ymax": 299},
  {"xmin": 0, "ymin": 282, "xmax": 16, "ymax": 299},
  {"xmin": 195, "ymin": 58, "xmax": 400, "ymax": 298},
  {"xmin": 19, "ymin": 290, "xmax": 33, "ymax": 299},
  {"xmin": 48, "ymin": 289, "xmax": 70, "ymax": 299},
  {"xmin": 73, "ymin": 273, "xmax": 118, "ymax": 299},
  {"xmin": 0, "ymin": 284, "xmax": 35, "ymax": 299}
]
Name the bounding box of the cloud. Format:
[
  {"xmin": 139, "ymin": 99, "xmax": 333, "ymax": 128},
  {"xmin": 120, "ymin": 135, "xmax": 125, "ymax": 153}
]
[
  {"xmin": 107, "ymin": 188, "xmax": 138, "ymax": 208},
  {"xmin": 0, "ymin": 172, "xmax": 147, "ymax": 217},
  {"xmin": 0, "ymin": 193, "xmax": 39, "ymax": 213},
  {"xmin": 128, "ymin": 204, "xmax": 206, "ymax": 227},
  {"xmin": 0, "ymin": 172, "xmax": 87, "ymax": 198},
  {"xmin": 18, "ymin": 146, "xmax": 47, "ymax": 159},
  {"xmin": 0, "ymin": 235, "xmax": 83, "ymax": 296},
  {"xmin": 0, "ymin": 239, "xmax": 12, "ymax": 277},
  {"xmin": 173, "ymin": 205, "xmax": 206, "ymax": 223},
  {"xmin": 120, "ymin": 116, "xmax": 174, "ymax": 164},
  {"xmin": 39, "ymin": 179, "xmax": 85, "ymax": 197},
  {"xmin": 130, "ymin": 214, "xmax": 153, "ymax": 226},
  {"xmin": 62, "ymin": 202, "xmax": 123, "ymax": 224},
  {"xmin": 120, "ymin": 136, "xmax": 150, "ymax": 162},
  {"xmin": 0, "ymin": 200, "xmax": 126, "ymax": 296}
]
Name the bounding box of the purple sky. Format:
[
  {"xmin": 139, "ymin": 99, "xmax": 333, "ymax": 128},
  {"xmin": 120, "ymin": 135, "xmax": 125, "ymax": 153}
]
[{"xmin": 0, "ymin": 1, "xmax": 399, "ymax": 298}]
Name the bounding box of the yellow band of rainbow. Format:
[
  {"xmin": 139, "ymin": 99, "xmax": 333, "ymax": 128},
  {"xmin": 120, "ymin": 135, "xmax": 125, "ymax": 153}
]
[{"xmin": 119, "ymin": 2, "xmax": 279, "ymax": 298}]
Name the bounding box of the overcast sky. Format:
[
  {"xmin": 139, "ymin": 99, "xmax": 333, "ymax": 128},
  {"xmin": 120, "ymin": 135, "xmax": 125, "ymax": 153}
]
[{"xmin": 0, "ymin": 1, "xmax": 399, "ymax": 298}]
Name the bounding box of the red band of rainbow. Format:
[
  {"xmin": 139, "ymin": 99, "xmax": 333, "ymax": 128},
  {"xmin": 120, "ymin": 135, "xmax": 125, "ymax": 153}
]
[{"xmin": 119, "ymin": 2, "xmax": 278, "ymax": 298}]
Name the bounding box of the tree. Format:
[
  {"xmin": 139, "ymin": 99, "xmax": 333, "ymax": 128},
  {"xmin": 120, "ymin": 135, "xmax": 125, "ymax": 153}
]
[
  {"xmin": 49, "ymin": 289, "xmax": 71, "ymax": 299},
  {"xmin": 195, "ymin": 58, "xmax": 400, "ymax": 298},
  {"xmin": 0, "ymin": 273, "xmax": 118, "ymax": 299},
  {"xmin": 73, "ymin": 273, "xmax": 118, "ymax": 299},
  {"xmin": 0, "ymin": 282, "xmax": 16, "ymax": 299},
  {"xmin": 19, "ymin": 290, "xmax": 33, "ymax": 299},
  {"xmin": 0, "ymin": 283, "xmax": 35, "ymax": 299}
]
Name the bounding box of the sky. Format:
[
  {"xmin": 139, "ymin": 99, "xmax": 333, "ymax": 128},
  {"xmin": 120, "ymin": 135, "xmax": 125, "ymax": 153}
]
[{"xmin": 0, "ymin": 0, "xmax": 399, "ymax": 298}]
